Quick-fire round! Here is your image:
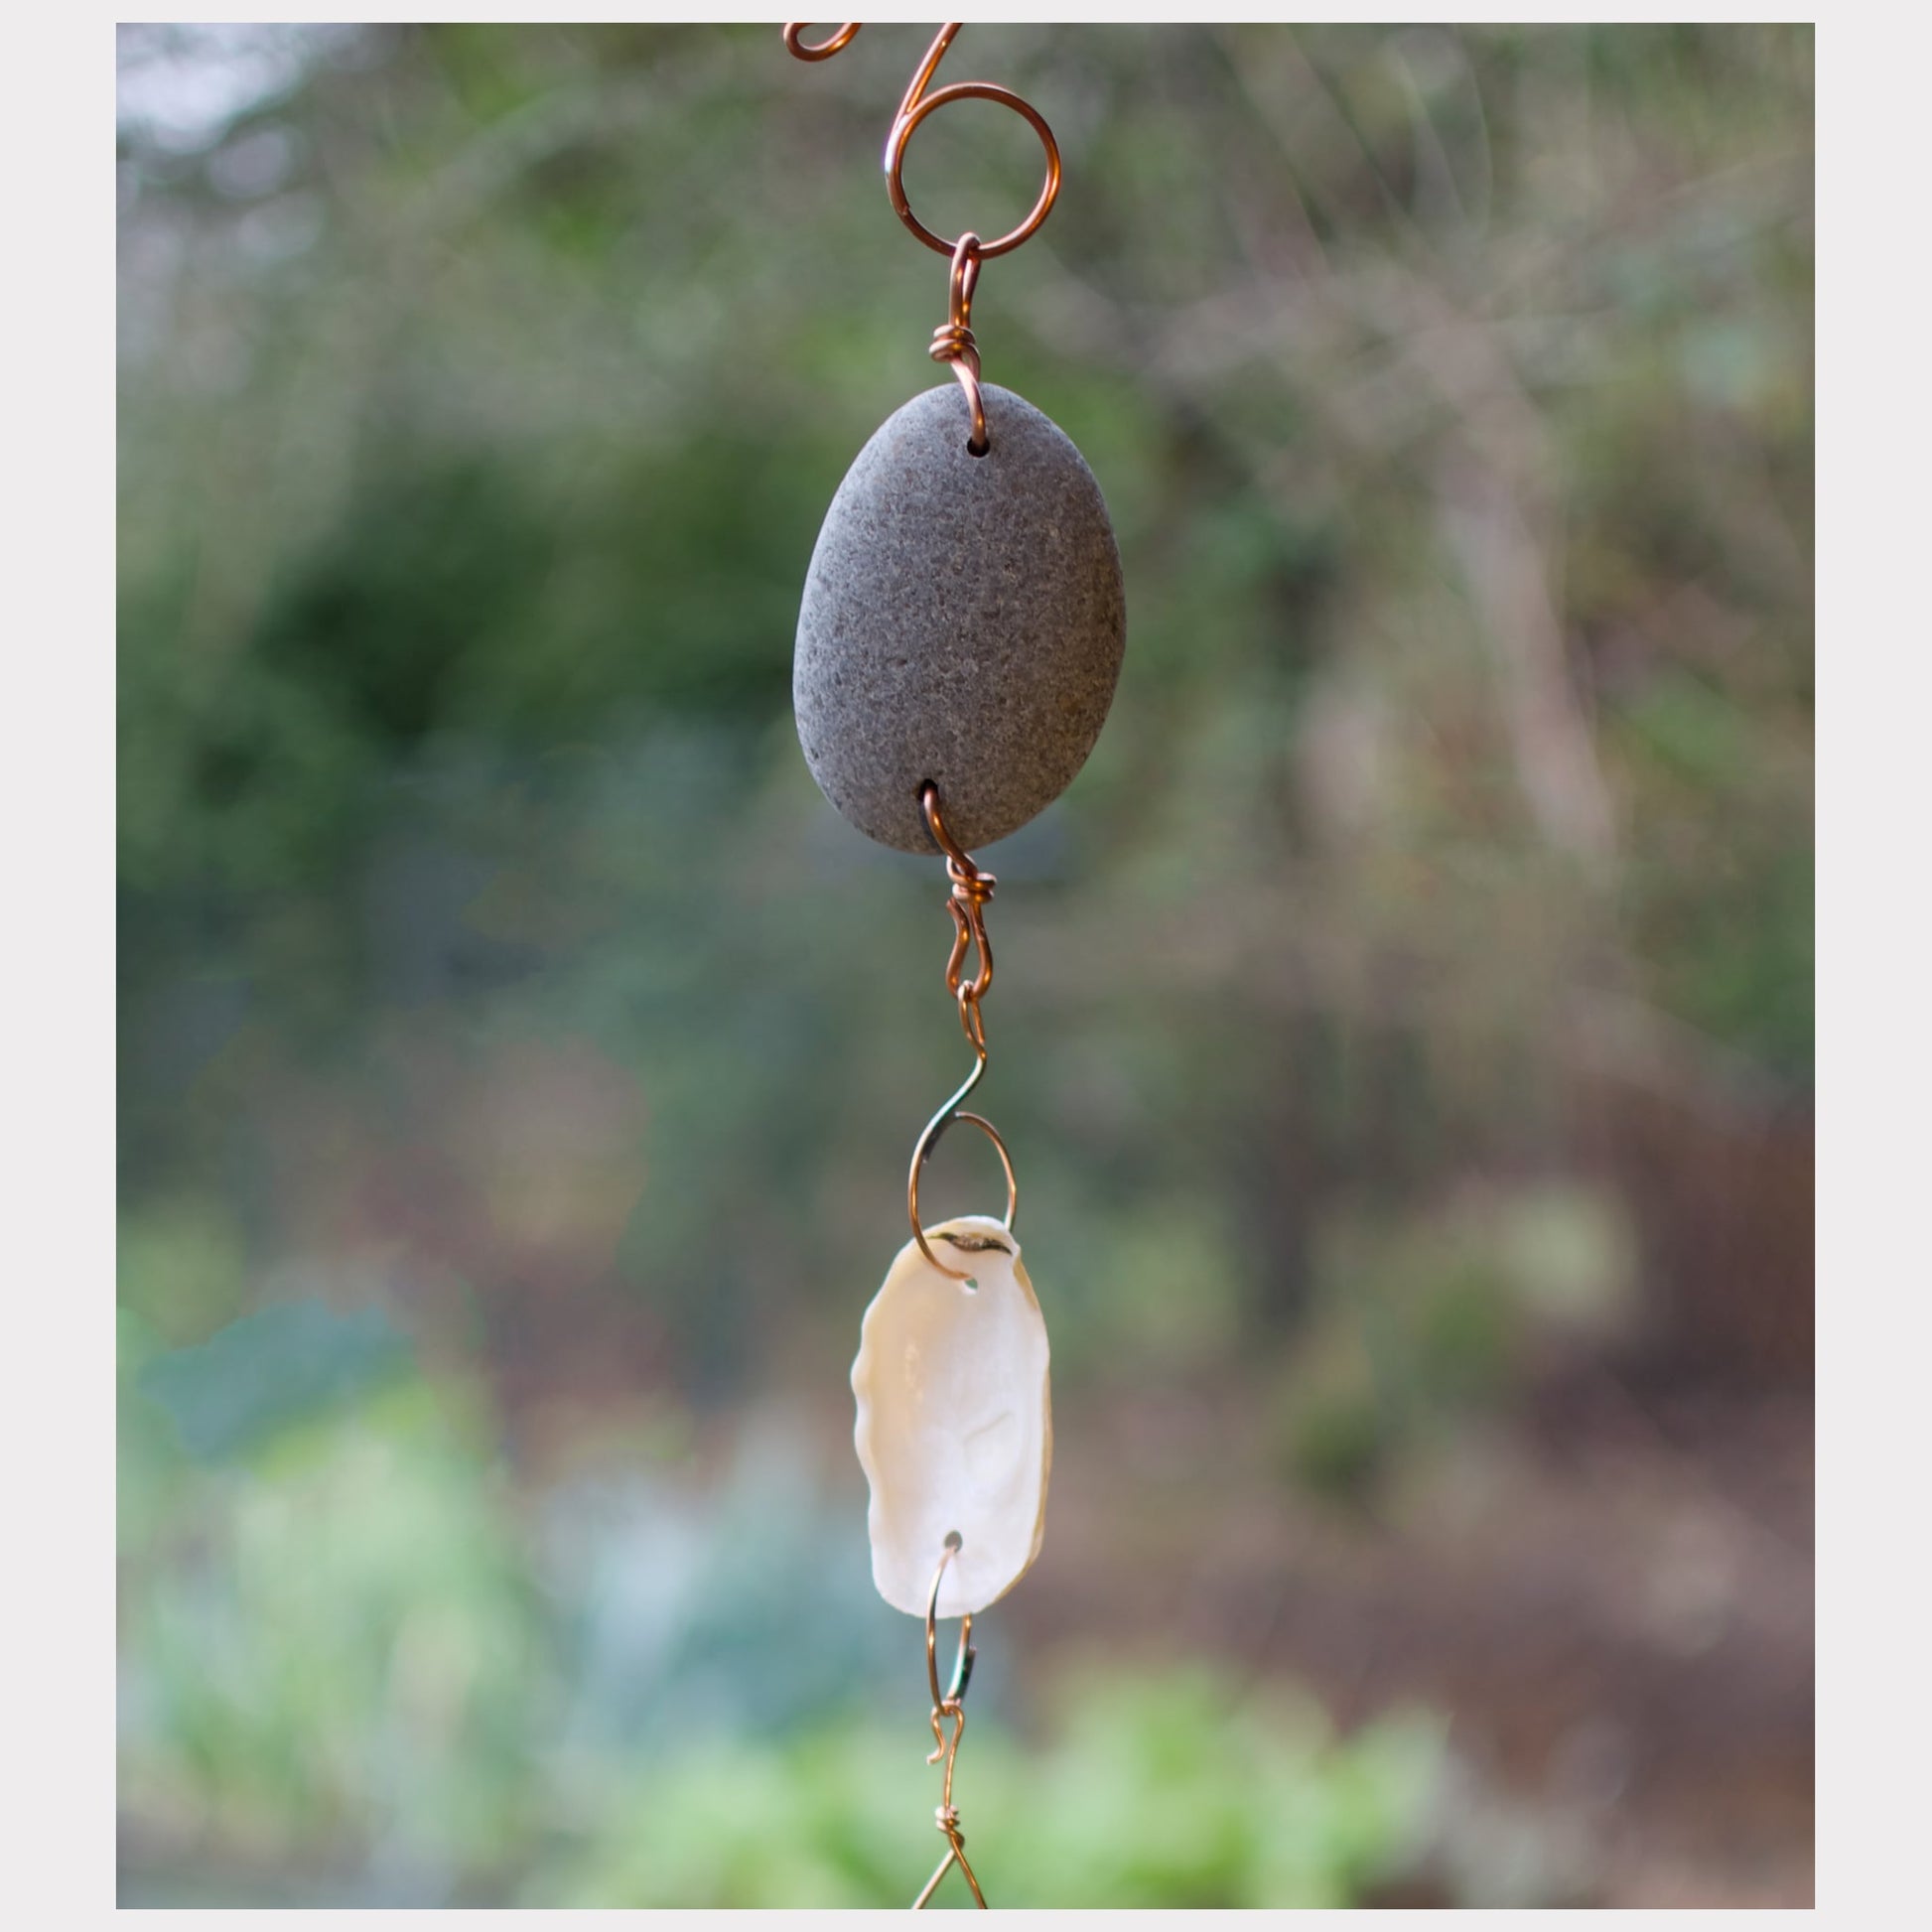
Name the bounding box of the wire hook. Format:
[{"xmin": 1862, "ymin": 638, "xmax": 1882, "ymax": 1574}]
[
  {"xmin": 907, "ymin": 783, "xmax": 1017, "ymax": 1279},
  {"xmin": 782, "ymin": 23, "xmax": 1061, "ymax": 261}
]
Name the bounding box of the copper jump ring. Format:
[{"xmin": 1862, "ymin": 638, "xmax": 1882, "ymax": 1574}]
[{"xmin": 783, "ymin": 24, "xmax": 1062, "ymax": 260}]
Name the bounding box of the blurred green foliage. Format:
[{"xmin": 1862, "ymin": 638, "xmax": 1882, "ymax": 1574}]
[
  {"xmin": 1276, "ymin": 1182, "xmax": 1638, "ymax": 1496},
  {"xmin": 119, "ymin": 1318, "xmax": 1442, "ymax": 1907},
  {"xmin": 540, "ymin": 1672, "xmax": 1442, "ymax": 1909}
]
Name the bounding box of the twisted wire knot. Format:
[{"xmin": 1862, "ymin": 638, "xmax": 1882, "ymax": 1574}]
[
  {"xmin": 946, "ymin": 857, "xmax": 995, "ymax": 910},
  {"xmin": 782, "ymin": 20, "xmax": 1064, "ymax": 454},
  {"xmin": 942, "ymin": 859, "xmax": 994, "ymax": 1050},
  {"xmin": 929, "ymin": 320, "xmax": 978, "ymax": 368},
  {"xmin": 934, "ymin": 232, "xmax": 989, "ymax": 453},
  {"xmin": 922, "ymin": 782, "xmax": 996, "ymax": 1049}
]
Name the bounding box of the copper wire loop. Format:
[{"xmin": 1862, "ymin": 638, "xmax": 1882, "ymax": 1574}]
[
  {"xmin": 780, "ymin": 21, "xmax": 860, "ymax": 59},
  {"xmin": 915, "ymin": 1534, "xmax": 986, "ymax": 1909},
  {"xmin": 907, "ymin": 783, "xmax": 1018, "ymax": 1278},
  {"xmin": 782, "ymin": 24, "xmax": 1062, "ymax": 451},
  {"xmin": 781, "ymin": 24, "xmax": 1061, "ymax": 259},
  {"xmin": 931, "ymin": 233, "xmax": 988, "ymax": 454}
]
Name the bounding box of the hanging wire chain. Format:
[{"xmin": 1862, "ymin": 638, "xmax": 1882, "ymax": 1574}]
[
  {"xmin": 913, "ymin": 1533, "xmax": 987, "ymax": 1908},
  {"xmin": 778, "ymin": 39, "xmax": 1047, "ymax": 1911},
  {"xmin": 781, "ymin": 23, "xmax": 1061, "ymax": 452},
  {"xmin": 906, "ymin": 782, "xmax": 1017, "ymax": 1280}
]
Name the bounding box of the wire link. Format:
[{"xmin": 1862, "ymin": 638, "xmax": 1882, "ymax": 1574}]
[
  {"xmin": 906, "ymin": 783, "xmax": 1017, "ymax": 1279},
  {"xmin": 782, "ymin": 23, "xmax": 1061, "ymax": 452},
  {"xmin": 930, "ymin": 233, "xmax": 988, "ymax": 455},
  {"xmin": 913, "ymin": 1534, "xmax": 987, "ymax": 1909}
]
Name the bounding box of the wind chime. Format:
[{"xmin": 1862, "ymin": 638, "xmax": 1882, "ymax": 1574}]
[{"xmin": 782, "ymin": 23, "xmax": 1127, "ymax": 1908}]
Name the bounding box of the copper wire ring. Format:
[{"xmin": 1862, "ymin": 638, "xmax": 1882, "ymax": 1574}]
[
  {"xmin": 888, "ymin": 78, "xmax": 1061, "ymax": 261},
  {"xmin": 909, "ymin": 1109, "xmax": 1018, "ymax": 1280},
  {"xmin": 783, "ymin": 24, "xmax": 1061, "ymax": 260}
]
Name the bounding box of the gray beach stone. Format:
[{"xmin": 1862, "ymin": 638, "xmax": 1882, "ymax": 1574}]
[{"xmin": 794, "ymin": 383, "xmax": 1127, "ymax": 854}]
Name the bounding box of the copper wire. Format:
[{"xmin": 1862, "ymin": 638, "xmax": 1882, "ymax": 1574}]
[
  {"xmin": 782, "ymin": 23, "xmax": 1061, "ymax": 258},
  {"xmin": 914, "ymin": 1533, "xmax": 987, "ymax": 1909},
  {"xmin": 926, "ymin": 780, "xmax": 995, "ymax": 1046},
  {"xmin": 780, "ymin": 21, "xmax": 860, "ymax": 60},
  {"xmin": 907, "ymin": 783, "xmax": 1017, "ymax": 1279},
  {"xmin": 782, "ymin": 23, "xmax": 1061, "ymax": 452},
  {"xmin": 781, "ymin": 40, "xmax": 1041, "ymax": 1909},
  {"xmin": 931, "ymin": 233, "xmax": 988, "ymax": 454}
]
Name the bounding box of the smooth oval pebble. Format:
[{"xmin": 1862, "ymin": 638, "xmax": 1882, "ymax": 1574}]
[
  {"xmin": 795, "ymin": 383, "xmax": 1126, "ymax": 853},
  {"xmin": 851, "ymin": 1214, "xmax": 1052, "ymax": 1617}
]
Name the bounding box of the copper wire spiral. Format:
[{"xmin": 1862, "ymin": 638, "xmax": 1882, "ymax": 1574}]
[{"xmin": 782, "ymin": 23, "xmax": 1061, "ymax": 453}]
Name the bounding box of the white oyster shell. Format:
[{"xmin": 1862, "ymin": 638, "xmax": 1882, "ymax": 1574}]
[{"xmin": 851, "ymin": 1214, "xmax": 1051, "ymax": 1617}]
